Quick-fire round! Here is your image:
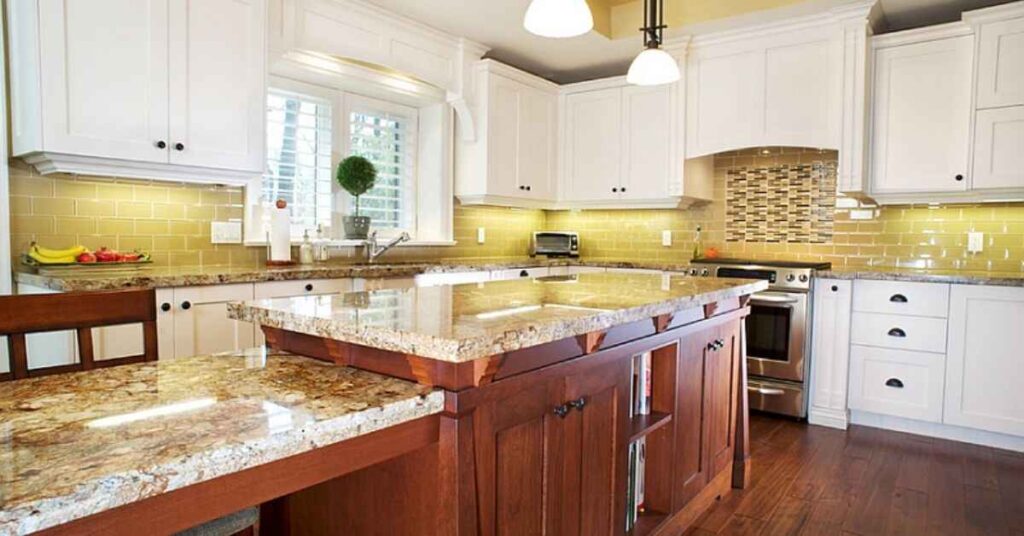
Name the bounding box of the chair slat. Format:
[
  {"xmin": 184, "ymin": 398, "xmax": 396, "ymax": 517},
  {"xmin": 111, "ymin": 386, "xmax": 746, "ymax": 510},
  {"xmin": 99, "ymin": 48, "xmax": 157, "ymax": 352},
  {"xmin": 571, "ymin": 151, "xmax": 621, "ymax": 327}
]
[{"xmin": 77, "ymin": 327, "xmax": 96, "ymax": 371}]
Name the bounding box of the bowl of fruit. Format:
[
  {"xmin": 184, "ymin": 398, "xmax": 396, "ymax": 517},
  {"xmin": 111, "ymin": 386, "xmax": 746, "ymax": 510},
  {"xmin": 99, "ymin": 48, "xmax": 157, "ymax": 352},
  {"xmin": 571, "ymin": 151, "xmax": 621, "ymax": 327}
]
[{"xmin": 24, "ymin": 243, "xmax": 151, "ymax": 268}]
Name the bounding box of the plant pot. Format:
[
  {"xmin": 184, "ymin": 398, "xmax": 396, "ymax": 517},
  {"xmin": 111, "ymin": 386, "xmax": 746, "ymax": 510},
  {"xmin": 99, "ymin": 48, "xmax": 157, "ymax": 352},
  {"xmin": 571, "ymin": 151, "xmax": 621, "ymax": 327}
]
[{"xmin": 343, "ymin": 216, "xmax": 371, "ymax": 240}]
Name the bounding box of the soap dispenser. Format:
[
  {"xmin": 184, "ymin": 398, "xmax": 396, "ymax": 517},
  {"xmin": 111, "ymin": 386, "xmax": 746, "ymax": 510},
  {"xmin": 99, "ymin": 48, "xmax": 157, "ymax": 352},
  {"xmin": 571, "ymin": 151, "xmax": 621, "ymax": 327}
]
[{"xmin": 299, "ymin": 230, "xmax": 315, "ymax": 264}]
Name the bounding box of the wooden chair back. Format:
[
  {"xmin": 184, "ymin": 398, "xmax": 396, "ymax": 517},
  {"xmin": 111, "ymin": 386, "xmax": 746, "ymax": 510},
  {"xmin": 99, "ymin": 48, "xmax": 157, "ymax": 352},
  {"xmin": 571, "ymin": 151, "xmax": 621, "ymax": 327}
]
[{"xmin": 0, "ymin": 288, "xmax": 158, "ymax": 381}]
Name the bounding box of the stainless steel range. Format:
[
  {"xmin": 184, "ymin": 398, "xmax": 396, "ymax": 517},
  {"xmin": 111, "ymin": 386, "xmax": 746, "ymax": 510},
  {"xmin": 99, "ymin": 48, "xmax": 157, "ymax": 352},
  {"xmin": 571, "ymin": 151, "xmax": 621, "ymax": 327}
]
[{"xmin": 689, "ymin": 258, "xmax": 831, "ymax": 418}]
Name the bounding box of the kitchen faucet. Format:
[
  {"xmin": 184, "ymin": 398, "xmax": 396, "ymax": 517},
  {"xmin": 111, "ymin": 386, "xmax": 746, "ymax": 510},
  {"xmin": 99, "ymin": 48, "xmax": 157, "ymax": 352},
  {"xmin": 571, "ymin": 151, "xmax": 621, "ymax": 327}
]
[{"xmin": 364, "ymin": 231, "xmax": 411, "ymax": 262}]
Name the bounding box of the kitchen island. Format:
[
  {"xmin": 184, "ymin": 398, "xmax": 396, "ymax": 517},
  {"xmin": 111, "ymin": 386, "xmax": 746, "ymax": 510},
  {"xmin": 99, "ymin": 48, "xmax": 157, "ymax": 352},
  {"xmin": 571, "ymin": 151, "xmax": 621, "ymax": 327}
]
[
  {"xmin": 229, "ymin": 272, "xmax": 768, "ymax": 535},
  {"xmin": 0, "ymin": 348, "xmax": 442, "ymax": 535}
]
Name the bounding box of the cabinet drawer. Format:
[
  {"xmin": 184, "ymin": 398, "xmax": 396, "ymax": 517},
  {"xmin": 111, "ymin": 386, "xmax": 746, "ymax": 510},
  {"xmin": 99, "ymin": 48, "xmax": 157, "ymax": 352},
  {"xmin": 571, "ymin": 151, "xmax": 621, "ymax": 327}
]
[
  {"xmin": 850, "ymin": 312, "xmax": 947, "ymax": 353},
  {"xmin": 853, "ymin": 280, "xmax": 950, "ymax": 318},
  {"xmin": 490, "ymin": 267, "xmax": 550, "ymax": 281},
  {"xmin": 849, "ymin": 345, "xmax": 945, "ymax": 422},
  {"xmin": 254, "ymin": 279, "xmax": 353, "ymax": 299}
]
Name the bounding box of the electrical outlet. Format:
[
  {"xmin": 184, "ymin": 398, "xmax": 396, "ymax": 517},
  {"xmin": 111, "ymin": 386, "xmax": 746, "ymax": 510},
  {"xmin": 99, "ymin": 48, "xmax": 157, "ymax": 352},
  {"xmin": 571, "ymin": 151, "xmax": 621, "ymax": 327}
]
[
  {"xmin": 211, "ymin": 221, "xmax": 242, "ymax": 244},
  {"xmin": 477, "ymin": 227, "xmax": 486, "ymax": 244},
  {"xmin": 662, "ymin": 230, "xmax": 672, "ymax": 247},
  {"xmin": 967, "ymin": 232, "xmax": 984, "ymax": 253}
]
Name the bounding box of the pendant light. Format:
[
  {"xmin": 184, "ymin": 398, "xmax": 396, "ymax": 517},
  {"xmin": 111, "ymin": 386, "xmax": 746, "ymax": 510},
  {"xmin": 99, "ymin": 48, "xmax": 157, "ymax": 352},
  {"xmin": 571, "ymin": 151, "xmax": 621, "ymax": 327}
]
[
  {"xmin": 524, "ymin": 0, "xmax": 594, "ymax": 38},
  {"xmin": 626, "ymin": 0, "xmax": 680, "ymax": 86}
]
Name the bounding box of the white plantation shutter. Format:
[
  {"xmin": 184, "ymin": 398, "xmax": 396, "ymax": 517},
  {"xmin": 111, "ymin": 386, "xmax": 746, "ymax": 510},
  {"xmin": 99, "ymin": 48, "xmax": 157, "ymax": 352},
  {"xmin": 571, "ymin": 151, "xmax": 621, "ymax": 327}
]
[
  {"xmin": 347, "ymin": 97, "xmax": 417, "ymax": 232},
  {"xmin": 264, "ymin": 90, "xmax": 333, "ymax": 237}
]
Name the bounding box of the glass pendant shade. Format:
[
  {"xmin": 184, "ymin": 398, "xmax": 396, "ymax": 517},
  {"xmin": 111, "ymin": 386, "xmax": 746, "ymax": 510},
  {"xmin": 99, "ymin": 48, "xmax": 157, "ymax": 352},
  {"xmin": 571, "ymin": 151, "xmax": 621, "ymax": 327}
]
[
  {"xmin": 626, "ymin": 47, "xmax": 680, "ymax": 86},
  {"xmin": 523, "ymin": 0, "xmax": 594, "ymax": 38}
]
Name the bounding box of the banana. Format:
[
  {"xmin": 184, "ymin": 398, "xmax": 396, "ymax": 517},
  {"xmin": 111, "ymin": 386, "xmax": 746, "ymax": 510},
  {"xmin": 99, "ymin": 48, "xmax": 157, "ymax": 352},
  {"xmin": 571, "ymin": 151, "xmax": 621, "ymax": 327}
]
[
  {"xmin": 28, "ymin": 250, "xmax": 77, "ymax": 264},
  {"xmin": 31, "ymin": 243, "xmax": 86, "ymax": 259}
]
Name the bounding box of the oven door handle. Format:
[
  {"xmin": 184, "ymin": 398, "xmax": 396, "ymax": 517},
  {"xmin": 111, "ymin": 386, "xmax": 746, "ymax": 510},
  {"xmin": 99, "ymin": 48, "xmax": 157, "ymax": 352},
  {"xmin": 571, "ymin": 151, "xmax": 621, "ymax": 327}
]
[
  {"xmin": 747, "ymin": 386, "xmax": 787, "ymax": 396},
  {"xmin": 750, "ymin": 295, "xmax": 800, "ymax": 305}
]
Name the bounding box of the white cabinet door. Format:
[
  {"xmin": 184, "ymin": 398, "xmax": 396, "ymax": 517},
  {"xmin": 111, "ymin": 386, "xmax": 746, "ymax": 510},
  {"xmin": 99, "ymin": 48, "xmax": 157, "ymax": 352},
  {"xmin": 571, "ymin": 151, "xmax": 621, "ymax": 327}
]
[
  {"xmin": 972, "ymin": 106, "xmax": 1024, "ymax": 190},
  {"xmin": 172, "ymin": 283, "xmax": 255, "ymax": 358},
  {"xmin": 808, "ymin": 279, "xmax": 852, "ymax": 429},
  {"xmin": 621, "ymin": 85, "xmax": 674, "ymax": 200},
  {"xmin": 870, "ymin": 36, "xmax": 973, "ymax": 194},
  {"xmin": 686, "ymin": 50, "xmax": 760, "ymax": 157},
  {"xmin": 944, "ymin": 285, "xmax": 1024, "ymax": 436},
  {"xmin": 518, "ymin": 85, "xmax": 557, "ymax": 200},
  {"xmin": 563, "ymin": 88, "xmax": 622, "ymax": 202},
  {"xmin": 763, "ymin": 38, "xmax": 839, "ymax": 149},
  {"xmin": 975, "ymin": 17, "xmax": 1024, "ymax": 108},
  {"xmin": 168, "ymin": 0, "xmax": 265, "ymax": 171},
  {"xmin": 37, "ymin": 0, "xmax": 169, "ymax": 162},
  {"xmin": 486, "ymin": 74, "xmax": 523, "ymax": 199}
]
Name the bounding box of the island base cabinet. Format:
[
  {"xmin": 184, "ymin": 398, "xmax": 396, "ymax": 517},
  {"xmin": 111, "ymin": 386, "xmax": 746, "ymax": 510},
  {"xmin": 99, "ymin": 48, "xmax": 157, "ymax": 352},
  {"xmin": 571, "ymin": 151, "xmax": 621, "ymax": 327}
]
[{"xmin": 472, "ymin": 358, "xmax": 631, "ymax": 536}]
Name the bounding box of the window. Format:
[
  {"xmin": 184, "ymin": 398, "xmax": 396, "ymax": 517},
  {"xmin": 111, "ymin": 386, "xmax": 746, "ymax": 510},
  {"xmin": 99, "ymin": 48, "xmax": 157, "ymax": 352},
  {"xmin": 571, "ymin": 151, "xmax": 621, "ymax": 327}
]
[
  {"xmin": 264, "ymin": 89, "xmax": 333, "ymax": 237},
  {"xmin": 345, "ymin": 96, "xmax": 418, "ymax": 233}
]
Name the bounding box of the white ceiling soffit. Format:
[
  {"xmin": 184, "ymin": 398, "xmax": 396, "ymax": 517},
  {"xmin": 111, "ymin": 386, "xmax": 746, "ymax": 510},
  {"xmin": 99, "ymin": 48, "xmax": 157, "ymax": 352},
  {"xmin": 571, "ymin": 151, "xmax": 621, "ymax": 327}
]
[{"xmin": 361, "ymin": 0, "xmax": 1017, "ymax": 84}]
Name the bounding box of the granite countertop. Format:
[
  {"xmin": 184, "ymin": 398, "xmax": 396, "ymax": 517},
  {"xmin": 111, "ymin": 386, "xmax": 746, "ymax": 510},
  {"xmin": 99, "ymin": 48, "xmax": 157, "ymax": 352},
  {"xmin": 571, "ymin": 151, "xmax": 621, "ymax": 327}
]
[
  {"xmin": 228, "ymin": 272, "xmax": 768, "ymax": 363},
  {"xmin": 0, "ymin": 349, "xmax": 442, "ymax": 535},
  {"xmin": 818, "ymin": 267, "xmax": 1024, "ymax": 287}
]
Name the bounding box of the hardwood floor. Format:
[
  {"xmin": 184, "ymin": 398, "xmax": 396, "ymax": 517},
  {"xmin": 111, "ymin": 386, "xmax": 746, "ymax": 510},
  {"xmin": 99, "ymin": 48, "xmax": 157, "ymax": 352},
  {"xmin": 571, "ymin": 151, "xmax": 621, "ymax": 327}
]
[{"xmin": 683, "ymin": 413, "xmax": 1024, "ymax": 536}]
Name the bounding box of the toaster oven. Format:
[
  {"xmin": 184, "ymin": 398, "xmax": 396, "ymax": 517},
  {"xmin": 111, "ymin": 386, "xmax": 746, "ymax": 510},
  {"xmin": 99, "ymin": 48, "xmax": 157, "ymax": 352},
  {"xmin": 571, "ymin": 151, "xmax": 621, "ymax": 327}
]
[{"xmin": 530, "ymin": 231, "xmax": 580, "ymax": 257}]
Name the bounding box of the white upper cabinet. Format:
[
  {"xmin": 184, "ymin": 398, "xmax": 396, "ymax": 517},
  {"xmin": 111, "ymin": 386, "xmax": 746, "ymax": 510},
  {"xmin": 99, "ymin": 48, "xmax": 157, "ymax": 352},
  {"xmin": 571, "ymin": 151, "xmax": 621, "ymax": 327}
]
[
  {"xmin": 973, "ymin": 16, "xmax": 1024, "ymax": 108},
  {"xmin": 14, "ymin": 0, "xmax": 170, "ymax": 163},
  {"xmin": 869, "ymin": 32, "xmax": 974, "ymax": 196},
  {"xmin": 7, "ymin": 0, "xmax": 267, "ymax": 184},
  {"xmin": 168, "ymin": 0, "xmax": 266, "ymax": 172},
  {"xmin": 455, "ymin": 61, "xmax": 558, "ymax": 207},
  {"xmin": 560, "ymin": 77, "xmax": 712, "ymax": 209},
  {"xmin": 972, "ymin": 106, "xmax": 1024, "ymax": 189},
  {"xmin": 562, "ymin": 86, "xmax": 623, "ymax": 203},
  {"xmin": 685, "ymin": 25, "xmax": 842, "ymax": 158}
]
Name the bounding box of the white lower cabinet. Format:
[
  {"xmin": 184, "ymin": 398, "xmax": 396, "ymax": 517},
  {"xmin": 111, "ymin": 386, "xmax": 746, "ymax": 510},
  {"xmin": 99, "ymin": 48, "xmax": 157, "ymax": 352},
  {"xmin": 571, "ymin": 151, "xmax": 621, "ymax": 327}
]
[
  {"xmin": 171, "ymin": 284, "xmax": 255, "ymax": 359},
  {"xmin": 944, "ymin": 284, "xmax": 1024, "ymax": 436},
  {"xmin": 848, "ymin": 345, "xmax": 945, "ymax": 422},
  {"xmin": 808, "ymin": 279, "xmax": 852, "ymax": 429}
]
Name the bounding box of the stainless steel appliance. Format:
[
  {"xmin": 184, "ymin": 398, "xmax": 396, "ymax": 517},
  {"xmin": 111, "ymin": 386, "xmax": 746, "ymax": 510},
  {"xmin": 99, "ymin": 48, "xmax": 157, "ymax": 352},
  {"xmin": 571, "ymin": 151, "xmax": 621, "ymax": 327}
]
[
  {"xmin": 530, "ymin": 231, "xmax": 580, "ymax": 258},
  {"xmin": 689, "ymin": 258, "xmax": 830, "ymax": 418}
]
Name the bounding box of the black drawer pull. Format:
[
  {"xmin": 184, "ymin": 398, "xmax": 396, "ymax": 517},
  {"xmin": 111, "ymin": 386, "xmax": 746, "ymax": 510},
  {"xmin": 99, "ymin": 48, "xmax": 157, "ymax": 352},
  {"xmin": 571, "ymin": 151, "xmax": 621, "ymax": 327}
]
[
  {"xmin": 889, "ymin": 294, "xmax": 908, "ymax": 303},
  {"xmin": 567, "ymin": 397, "xmax": 586, "ymax": 411},
  {"xmin": 887, "ymin": 327, "xmax": 906, "ymax": 338},
  {"xmin": 885, "ymin": 378, "xmax": 904, "ymax": 389},
  {"xmin": 553, "ymin": 404, "xmax": 570, "ymax": 418},
  {"xmin": 519, "ymin": 270, "xmax": 529, "ymax": 277}
]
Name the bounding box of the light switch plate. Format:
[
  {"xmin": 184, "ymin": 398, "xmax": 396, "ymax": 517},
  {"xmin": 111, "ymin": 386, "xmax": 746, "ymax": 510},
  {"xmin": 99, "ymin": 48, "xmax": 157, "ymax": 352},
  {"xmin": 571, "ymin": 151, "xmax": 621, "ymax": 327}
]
[
  {"xmin": 662, "ymin": 230, "xmax": 672, "ymax": 247},
  {"xmin": 477, "ymin": 227, "xmax": 486, "ymax": 244},
  {"xmin": 211, "ymin": 221, "xmax": 243, "ymax": 244},
  {"xmin": 967, "ymin": 232, "xmax": 984, "ymax": 253}
]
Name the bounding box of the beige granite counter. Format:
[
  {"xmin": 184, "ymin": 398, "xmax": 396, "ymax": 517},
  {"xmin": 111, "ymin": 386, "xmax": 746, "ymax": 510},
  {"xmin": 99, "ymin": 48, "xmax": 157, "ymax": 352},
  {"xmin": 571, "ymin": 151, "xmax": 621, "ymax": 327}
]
[
  {"xmin": 0, "ymin": 349, "xmax": 442, "ymax": 536},
  {"xmin": 228, "ymin": 272, "xmax": 768, "ymax": 363},
  {"xmin": 818, "ymin": 267, "xmax": 1024, "ymax": 287}
]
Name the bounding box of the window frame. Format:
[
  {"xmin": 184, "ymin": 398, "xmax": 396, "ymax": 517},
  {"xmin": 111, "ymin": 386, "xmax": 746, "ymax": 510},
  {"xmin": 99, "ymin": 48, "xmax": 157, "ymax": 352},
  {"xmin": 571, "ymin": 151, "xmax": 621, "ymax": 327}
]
[{"xmin": 340, "ymin": 94, "xmax": 420, "ymax": 239}]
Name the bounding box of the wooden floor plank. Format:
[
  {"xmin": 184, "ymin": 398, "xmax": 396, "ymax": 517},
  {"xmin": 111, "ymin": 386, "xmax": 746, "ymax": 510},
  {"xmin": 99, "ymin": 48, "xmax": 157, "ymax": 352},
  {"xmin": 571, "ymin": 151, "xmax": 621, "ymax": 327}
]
[{"xmin": 686, "ymin": 414, "xmax": 1021, "ymax": 536}]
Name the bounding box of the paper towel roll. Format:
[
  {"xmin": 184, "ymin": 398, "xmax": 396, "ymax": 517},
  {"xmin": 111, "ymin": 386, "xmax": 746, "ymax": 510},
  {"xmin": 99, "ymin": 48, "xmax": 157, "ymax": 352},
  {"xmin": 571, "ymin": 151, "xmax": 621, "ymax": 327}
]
[{"xmin": 270, "ymin": 207, "xmax": 292, "ymax": 262}]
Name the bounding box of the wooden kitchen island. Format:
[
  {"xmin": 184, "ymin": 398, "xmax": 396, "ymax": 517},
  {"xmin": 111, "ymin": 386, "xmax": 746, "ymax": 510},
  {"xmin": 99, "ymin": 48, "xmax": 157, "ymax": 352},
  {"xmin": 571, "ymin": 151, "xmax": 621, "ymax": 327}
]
[{"xmin": 230, "ymin": 272, "xmax": 767, "ymax": 536}]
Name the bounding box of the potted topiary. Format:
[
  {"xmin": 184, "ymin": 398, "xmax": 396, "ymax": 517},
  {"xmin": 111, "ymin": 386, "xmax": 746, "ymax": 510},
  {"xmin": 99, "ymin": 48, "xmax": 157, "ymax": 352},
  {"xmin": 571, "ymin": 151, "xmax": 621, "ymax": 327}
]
[{"xmin": 336, "ymin": 155, "xmax": 377, "ymax": 239}]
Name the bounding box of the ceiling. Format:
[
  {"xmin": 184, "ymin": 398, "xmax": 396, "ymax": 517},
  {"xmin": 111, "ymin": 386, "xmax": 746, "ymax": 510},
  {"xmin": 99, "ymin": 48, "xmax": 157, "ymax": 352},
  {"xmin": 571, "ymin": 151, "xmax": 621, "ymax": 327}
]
[{"xmin": 362, "ymin": 0, "xmax": 1016, "ymax": 84}]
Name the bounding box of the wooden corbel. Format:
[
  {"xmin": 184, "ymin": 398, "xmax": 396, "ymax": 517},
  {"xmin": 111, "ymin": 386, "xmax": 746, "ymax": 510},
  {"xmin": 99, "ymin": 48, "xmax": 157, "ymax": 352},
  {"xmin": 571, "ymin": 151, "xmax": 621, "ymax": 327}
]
[
  {"xmin": 576, "ymin": 330, "xmax": 607, "ymax": 355},
  {"xmin": 653, "ymin": 314, "xmax": 674, "ymax": 333}
]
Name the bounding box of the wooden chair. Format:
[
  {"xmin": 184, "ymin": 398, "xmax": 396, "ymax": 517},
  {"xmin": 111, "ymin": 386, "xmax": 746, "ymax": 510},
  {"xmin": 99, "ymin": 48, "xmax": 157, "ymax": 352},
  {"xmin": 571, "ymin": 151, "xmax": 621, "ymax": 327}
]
[{"xmin": 0, "ymin": 288, "xmax": 158, "ymax": 381}]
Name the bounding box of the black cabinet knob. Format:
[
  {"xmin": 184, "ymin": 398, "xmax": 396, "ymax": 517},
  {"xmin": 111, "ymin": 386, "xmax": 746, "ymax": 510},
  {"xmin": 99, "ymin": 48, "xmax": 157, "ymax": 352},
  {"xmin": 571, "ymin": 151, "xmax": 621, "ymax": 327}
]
[
  {"xmin": 181, "ymin": 301, "xmax": 192, "ymax": 310},
  {"xmin": 955, "ymin": 174, "xmax": 964, "ymax": 182},
  {"xmin": 831, "ymin": 285, "xmax": 839, "ymax": 292},
  {"xmin": 885, "ymin": 378, "xmax": 904, "ymax": 388},
  {"xmin": 305, "ymin": 284, "xmax": 314, "ymax": 292},
  {"xmin": 887, "ymin": 327, "xmax": 906, "ymax": 338},
  {"xmin": 612, "ymin": 188, "xmax": 618, "ymax": 193},
  {"xmin": 707, "ymin": 341, "xmax": 717, "ymax": 352},
  {"xmin": 174, "ymin": 142, "xmax": 185, "ymax": 151},
  {"xmin": 519, "ymin": 185, "xmax": 526, "ymax": 190},
  {"xmin": 889, "ymin": 294, "xmax": 908, "ymax": 303},
  {"xmin": 553, "ymin": 404, "xmax": 570, "ymax": 418},
  {"xmin": 160, "ymin": 302, "xmax": 171, "ymax": 312},
  {"xmin": 567, "ymin": 397, "xmax": 586, "ymax": 411},
  {"xmin": 519, "ymin": 269, "xmax": 529, "ymax": 277},
  {"xmin": 621, "ymin": 187, "xmax": 626, "ymax": 192},
  {"xmin": 526, "ymin": 185, "xmax": 531, "ymax": 191},
  {"xmin": 155, "ymin": 140, "xmax": 167, "ymax": 149}
]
